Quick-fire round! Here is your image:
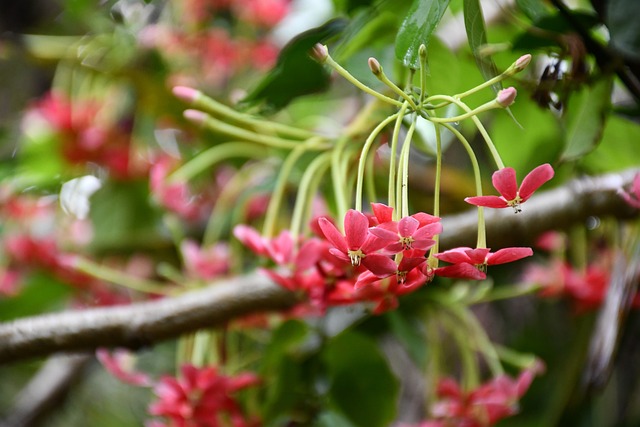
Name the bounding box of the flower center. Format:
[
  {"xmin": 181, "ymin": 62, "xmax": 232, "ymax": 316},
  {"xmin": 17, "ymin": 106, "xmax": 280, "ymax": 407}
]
[
  {"xmin": 347, "ymin": 249, "xmax": 365, "ymax": 266},
  {"xmin": 507, "ymin": 195, "xmax": 523, "ymax": 213},
  {"xmin": 399, "ymin": 236, "xmax": 414, "ymax": 250}
]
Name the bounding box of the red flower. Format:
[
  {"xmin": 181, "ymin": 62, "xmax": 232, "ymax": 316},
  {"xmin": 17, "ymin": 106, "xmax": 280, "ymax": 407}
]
[
  {"xmin": 427, "ymin": 363, "xmax": 544, "ymax": 427},
  {"xmin": 465, "ymin": 164, "xmax": 554, "ymax": 213},
  {"xmin": 370, "ymin": 214, "xmax": 442, "ymax": 254},
  {"xmin": 149, "ymin": 364, "xmax": 259, "ymax": 427},
  {"xmin": 434, "ymin": 247, "xmax": 533, "ymax": 279},
  {"xmin": 318, "ymin": 209, "xmax": 391, "ymax": 275}
]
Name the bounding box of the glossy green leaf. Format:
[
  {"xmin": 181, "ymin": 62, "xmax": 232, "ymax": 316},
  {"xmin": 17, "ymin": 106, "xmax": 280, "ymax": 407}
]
[
  {"xmin": 560, "ymin": 77, "xmax": 613, "ymax": 162},
  {"xmin": 241, "ymin": 18, "xmax": 348, "ymax": 111},
  {"xmin": 463, "ymin": 0, "xmax": 500, "ymax": 93},
  {"xmin": 515, "ymin": 0, "xmax": 549, "ymax": 21},
  {"xmin": 606, "ymin": 0, "xmax": 640, "ymax": 61},
  {"xmin": 395, "ymin": 0, "xmax": 450, "ymax": 69},
  {"xmin": 324, "ymin": 330, "xmax": 399, "ymax": 427}
]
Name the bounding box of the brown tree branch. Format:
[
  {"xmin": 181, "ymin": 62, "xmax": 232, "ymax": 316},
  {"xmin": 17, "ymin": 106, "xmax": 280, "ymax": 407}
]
[{"xmin": 0, "ymin": 169, "xmax": 637, "ymax": 364}]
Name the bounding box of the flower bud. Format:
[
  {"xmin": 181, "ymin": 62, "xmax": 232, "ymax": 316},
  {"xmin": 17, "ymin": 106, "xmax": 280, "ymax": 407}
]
[
  {"xmin": 497, "ymin": 87, "xmax": 517, "ymax": 107},
  {"xmin": 368, "ymin": 57, "xmax": 382, "ymax": 76},
  {"xmin": 311, "ymin": 43, "xmax": 328, "ymax": 63},
  {"xmin": 514, "ymin": 54, "xmax": 532, "ymax": 72}
]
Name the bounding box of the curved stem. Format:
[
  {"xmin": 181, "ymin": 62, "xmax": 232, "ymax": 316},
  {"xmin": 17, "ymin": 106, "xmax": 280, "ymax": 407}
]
[
  {"xmin": 168, "ymin": 142, "xmax": 268, "ymax": 183},
  {"xmin": 290, "ymin": 152, "xmax": 332, "ymax": 240},
  {"xmin": 355, "ymin": 113, "xmax": 399, "ymax": 212},
  {"xmin": 440, "ymin": 122, "xmax": 487, "ymax": 249},
  {"xmin": 331, "ymin": 136, "xmax": 351, "ymax": 224},
  {"xmin": 388, "ymin": 102, "xmax": 410, "ymax": 217},
  {"xmin": 325, "ymin": 55, "xmax": 403, "ymax": 107},
  {"xmin": 187, "ymin": 90, "xmax": 317, "ymax": 140},
  {"xmin": 263, "ymin": 142, "xmax": 317, "ymax": 238},
  {"xmin": 398, "ymin": 116, "xmax": 417, "ymax": 218},
  {"xmin": 423, "ymin": 95, "xmax": 505, "ymax": 170},
  {"xmin": 190, "ymin": 111, "xmax": 330, "ymax": 151}
]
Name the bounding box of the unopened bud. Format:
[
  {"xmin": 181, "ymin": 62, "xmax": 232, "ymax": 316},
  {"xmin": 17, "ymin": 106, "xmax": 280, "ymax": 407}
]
[
  {"xmin": 368, "ymin": 57, "xmax": 382, "ymax": 76},
  {"xmin": 419, "ymin": 44, "xmax": 427, "ymax": 59},
  {"xmin": 514, "ymin": 54, "xmax": 532, "ymax": 72},
  {"xmin": 184, "ymin": 109, "xmax": 207, "ymax": 125},
  {"xmin": 172, "ymin": 86, "xmax": 200, "ymax": 103},
  {"xmin": 311, "ymin": 43, "xmax": 328, "ymax": 63},
  {"xmin": 497, "ymin": 87, "xmax": 517, "ymax": 107}
]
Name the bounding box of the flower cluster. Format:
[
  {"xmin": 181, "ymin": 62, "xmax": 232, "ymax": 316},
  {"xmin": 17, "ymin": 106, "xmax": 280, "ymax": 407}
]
[
  {"xmin": 148, "ymin": 364, "xmax": 260, "ymax": 427},
  {"xmin": 236, "ymin": 203, "xmax": 536, "ymax": 314},
  {"xmin": 402, "ymin": 363, "xmax": 544, "ymax": 427}
]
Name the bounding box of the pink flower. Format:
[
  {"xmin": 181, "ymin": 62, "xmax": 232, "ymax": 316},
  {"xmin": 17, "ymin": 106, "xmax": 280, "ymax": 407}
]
[
  {"xmin": 96, "ymin": 348, "xmax": 152, "ymax": 386},
  {"xmin": 318, "ymin": 210, "xmax": 392, "ymax": 275},
  {"xmin": 427, "ymin": 363, "xmax": 544, "ymax": 426},
  {"xmin": 149, "ymin": 364, "xmax": 259, "ymax": 427},
  {"xmin": 434, "ymin": 246, "xmax": 533, "ymax": 279},
  {"xmin": 465, "ymin": 164, "xmax": 554, "ymax": 213},
  {"xmin": 370, "ymin": 214, "xmax": 442, "ymax": 254},
  {"xmin": 181, "ymin": 240, "xmax": 230, "ymax": 281},
  {"xmin": 620, "ymin": 172, "xmax": 640, "ymax": 209}
]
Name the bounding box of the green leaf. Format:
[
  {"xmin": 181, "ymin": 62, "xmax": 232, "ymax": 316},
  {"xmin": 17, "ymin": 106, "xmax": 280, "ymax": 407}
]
[
  {"xmin": 512, "ymin": 11, "xmax": 600, "ymax": 51},
  {"xmin": 241, "ymin": 18, "xmax": 348, "ymax": 111},
  {"xmin": 324, "ymin": 330, "xmax": 399, "ymax": 427},
  {"xmin": 560, "ymin": 77, "xmax": 613, "ymax": 162},
  {"xmin": 463, "ymin": 0, "xmax": 501, "ymax": 93},
  {"xmin": 515, "ymin": 0, "xmax": 550, "ymax": 21},
  {"xmin": 580, "ymin": 115, "xmax": 640, "ymax": 173},
  {"xmin": 606, "ymin": 0, "xmax": 640, "ymax": 61},
  {"xmin": 491, "ymin": 93, "xmax": 563, "ymax": 173},
  {"xmin": 395, "ymin": 0, "xmax": 450, "ymax": 69},
  {"xmin": 261, "ymin": 320, "xmax": 313, "ymax": 423}
]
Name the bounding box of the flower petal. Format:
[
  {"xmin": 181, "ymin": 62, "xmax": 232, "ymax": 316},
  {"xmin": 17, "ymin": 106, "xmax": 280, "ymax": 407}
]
[
  {"xmin": 362, "ymin": 254, "xmax": 398, "ymax": 277},
  {"xmin": 492, "ymin": 167, "xmax": 518, "ymax": 200},
  {"xmin": 318, "ymin": 218, "xmax": 348, "ymax": 253},
  {"xmin": 435, "ymin": 263, "xmax": 487, "ymax": 280},
  {"xmin": 464, "ymin": 196, "xmax": 508, "ymax": 208},
  {"xmin": 398, "ymin": 216, "xmax": 419, "ymax": 237},
  {"xmin": 518, "ymin": 163, "xmax": 554, "ymax": 201},
  {"xmin": 487, "ymin": 247, "xmax": 533, "ymax": 265},
  {"xmin": 344, "ymin": 209, "xmax": 369, "ymax": 249},
  {"xmin": 434, "ymin": 247, "xmax": 474, "ymax": 264},
  {"xmin": 371, "ymin": 202, "xmax": 394, "ymax": 224}
]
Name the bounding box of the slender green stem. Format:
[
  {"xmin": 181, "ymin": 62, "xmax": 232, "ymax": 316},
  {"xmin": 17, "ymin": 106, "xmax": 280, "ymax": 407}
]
[
  {"xmin": 168, "ymin": 142, "xmax": 268, "ymax": 183},
  {"xmin": 364, "ymin": 142, "xmax": 377, "ymax": 207},
  {"xmin": 331, "ymin": 136, "xmax": 351, "ymax": 225},
  {"xmin": 190, "ymin": 91, "xmax": 317, "ymax": 140},
  {"xmin": 398, "ymin": 116, "xmax": 417, "ymax": 218},
  {"xmin": 263, "ymin": 141, "xmax": 318, "ymax": 237},
  {"xmin": 494, "ymin": 344, "xmax": 538, "ymax": 370},
  {"xmin": 454, "ymin": 73, "xmax": 508, "ymax": 100},
  {"xmin": 423, "ymin": 100, "xmax": 501, "ymax": 124},
  {"xmin": 325, "ymin": 55, "xmax": 403, "ymax": 107},
  {"xmin": 388, "ymin": 102, "xmax": 410, "ymax": 218},
  {"xmin": 375, "ymin": 70, "xmax": 419, "ymax": 111},
  {"xmin": 203, "ymin": 162, "xmax": 263, "ymax": 246},
  {"xmin": 195, "ymin": 112, "xmax": 330, "ymax": 150},
  {"xmin": 72, "ymin": 257, "xmax": 173, "ymax": 295},
  {"xmin": 424, "ymin": 95, "xmax": 505, "ymax": 169},
  {"xmin": 430, "ymin": 120, "xmax": 443, "ymax": 259},
  {"xmin": 439, "ymin": 308, "xmax": 480, "ymax": 390},
  {"xmin": 290, "ymin": 152, "xmax": 332, "ymax": 240},
  {"xmin": 449, "ymin": 303, "xmax": 504, "ymax": 377},
  {"xmin": 440, "ymin": 122, "xmax": 487, "ymax": 249},
  {"xmin": 355, "ymin": 113, "xmax": 399, "ymax": 212}
]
